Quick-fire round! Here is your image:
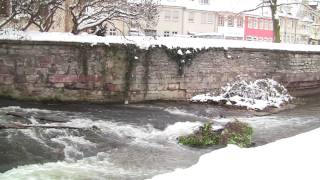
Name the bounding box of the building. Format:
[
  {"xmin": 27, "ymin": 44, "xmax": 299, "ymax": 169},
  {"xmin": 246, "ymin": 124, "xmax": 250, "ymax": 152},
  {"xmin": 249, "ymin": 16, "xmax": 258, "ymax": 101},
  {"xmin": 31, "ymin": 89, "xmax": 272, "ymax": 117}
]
[
  {"xmin": 244, "ymin": 14, "xmax": 273, "ymax": 42},
  {"xmin": 277, "ymin": 0, "xmax": 320, "ymax": 44},
  {"xmin": 216, "ymin": 12, "xmax": 244, "ymax": 40},
  {"xmin": 156, "ymin": 0, "xmax": 249, "ymax": 39}
]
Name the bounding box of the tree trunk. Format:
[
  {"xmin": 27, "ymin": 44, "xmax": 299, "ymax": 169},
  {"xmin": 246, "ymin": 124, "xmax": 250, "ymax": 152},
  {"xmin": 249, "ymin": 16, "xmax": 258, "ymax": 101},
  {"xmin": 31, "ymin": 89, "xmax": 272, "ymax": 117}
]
[
  {"xmin": 271, "ymin": 0, "xmax": 281, "ymax": 43},
  {"xmin": 273, "ymin": 19, "xmax": 281, "ymax": 43}
]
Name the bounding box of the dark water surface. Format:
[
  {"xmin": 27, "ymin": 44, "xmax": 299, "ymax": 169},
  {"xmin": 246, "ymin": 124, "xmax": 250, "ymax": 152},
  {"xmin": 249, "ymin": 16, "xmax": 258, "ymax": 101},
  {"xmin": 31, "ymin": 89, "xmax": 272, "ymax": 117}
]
[{"xmin": 0, "ymin": 96, "xmax": 319, "ymax": 179}]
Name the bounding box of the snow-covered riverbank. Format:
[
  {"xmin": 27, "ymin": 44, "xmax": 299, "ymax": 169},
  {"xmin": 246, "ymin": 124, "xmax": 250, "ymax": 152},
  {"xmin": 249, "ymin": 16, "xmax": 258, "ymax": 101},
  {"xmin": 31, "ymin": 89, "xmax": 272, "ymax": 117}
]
[{"xmin": 151, "ymin": 127, "xmax": 320, "ymax": 180}]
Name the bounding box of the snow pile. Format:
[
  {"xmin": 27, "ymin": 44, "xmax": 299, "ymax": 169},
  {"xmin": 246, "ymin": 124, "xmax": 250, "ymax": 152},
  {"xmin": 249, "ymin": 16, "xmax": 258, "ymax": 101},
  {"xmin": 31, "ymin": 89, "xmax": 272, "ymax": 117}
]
[
  {"xmin": 0, "ymin": 31, "xmax": 320, "ymax": 52},
  {"xmin": 191, "ymin": 79, "xmax": 292, "ymax": 110},
  {"xmin": 151, "ymin": 127, "xmax": 320, "ymax": 180}
]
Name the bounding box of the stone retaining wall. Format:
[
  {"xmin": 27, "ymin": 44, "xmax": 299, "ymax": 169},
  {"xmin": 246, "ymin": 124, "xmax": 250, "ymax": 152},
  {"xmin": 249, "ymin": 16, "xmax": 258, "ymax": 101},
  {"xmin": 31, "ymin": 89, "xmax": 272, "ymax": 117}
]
[{"xmin": 0, "ymin": 40, "xmax": 320, "ymax": 102}]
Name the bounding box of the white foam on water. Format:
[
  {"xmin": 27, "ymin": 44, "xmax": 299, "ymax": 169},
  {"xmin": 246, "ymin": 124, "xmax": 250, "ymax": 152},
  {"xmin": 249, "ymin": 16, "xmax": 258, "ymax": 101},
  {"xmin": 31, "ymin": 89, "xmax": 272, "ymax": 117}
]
[
  {"xmin": 0, "ymin": 152, "xmax": 162, "ymax": 180},
  {"xmin": 18, "ymin": 129, "xmax": 52, "ymax": 149},
  {"xmin": 0, "ymin": 106, "xmax": 53, "ymax": 113},
  {"xmin": 64, "ymin": 118, "xmax": 204, "ymax": 143},
  {"xmin": 164, "ymin": 107, "xmax": 198, "ymax": 117},
  {"xmin": 51, "ymin": 136, "xmax": 96, "ymax": 161}
]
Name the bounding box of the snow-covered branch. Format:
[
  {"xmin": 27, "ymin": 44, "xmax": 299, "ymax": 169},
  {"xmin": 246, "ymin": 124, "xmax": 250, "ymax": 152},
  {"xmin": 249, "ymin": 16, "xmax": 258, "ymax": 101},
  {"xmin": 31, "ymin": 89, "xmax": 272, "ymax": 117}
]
[
  {"xmin": 0, "ymin": 0, "xmax": 65, "ymax": 32},
  {"xmin": 69, "ymin": 0, "xmax": 159, "ymax": 35}
]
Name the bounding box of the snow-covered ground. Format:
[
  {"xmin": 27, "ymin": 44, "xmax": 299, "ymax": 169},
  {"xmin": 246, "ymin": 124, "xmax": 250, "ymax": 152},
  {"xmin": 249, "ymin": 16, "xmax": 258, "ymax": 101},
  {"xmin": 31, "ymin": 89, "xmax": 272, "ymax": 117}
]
[
  {"xmin": 1, "ymin": 30, "xmax": 320, "ymax": 51},
  {"xmin": 151, "ymin": 127, "xmax": 320, "ymax": 180},
  {"xmin": 191, "ymin": 79, "xmax": 293, "ymax": 110}
]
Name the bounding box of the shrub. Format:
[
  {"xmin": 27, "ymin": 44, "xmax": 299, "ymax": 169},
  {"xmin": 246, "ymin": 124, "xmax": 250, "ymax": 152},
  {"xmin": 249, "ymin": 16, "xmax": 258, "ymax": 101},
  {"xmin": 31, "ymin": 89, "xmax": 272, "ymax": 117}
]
[
  {"xmin": 178, "ymin": 120, "xmax": 253, "ymax": 148},
  {"xmin": 178, "ymin": 123, "xmax": 220, "ymax": 147},
  {"xmin": 220, "ymin": 120, "xmax": 253, "ymax": 148}
]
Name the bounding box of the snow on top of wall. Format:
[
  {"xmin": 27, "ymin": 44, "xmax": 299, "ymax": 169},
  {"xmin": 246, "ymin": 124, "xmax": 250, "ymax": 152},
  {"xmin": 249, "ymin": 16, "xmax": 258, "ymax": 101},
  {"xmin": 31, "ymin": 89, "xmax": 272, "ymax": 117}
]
[
  {"xmin": 150, "ymin": 126, "xmax": 320, "ymax": 180},
  {"xmin": 1, "ymin": 31, "xmax": 320, "ymax": 52}
]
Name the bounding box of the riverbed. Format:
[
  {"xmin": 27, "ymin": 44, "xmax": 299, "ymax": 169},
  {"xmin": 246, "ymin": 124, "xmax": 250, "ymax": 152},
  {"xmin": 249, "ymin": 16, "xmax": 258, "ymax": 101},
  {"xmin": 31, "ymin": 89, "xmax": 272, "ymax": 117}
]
[{"xmin": 0, "ymin": 96, "xmax": 320, "ymax": 180}]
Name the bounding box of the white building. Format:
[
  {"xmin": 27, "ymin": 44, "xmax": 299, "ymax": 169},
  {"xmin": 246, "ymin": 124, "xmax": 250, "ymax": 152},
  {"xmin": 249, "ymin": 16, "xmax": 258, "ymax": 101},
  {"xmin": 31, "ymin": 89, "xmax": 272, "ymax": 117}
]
[{"xmin": 156, "ymin": 0, "xmax": 253, "ymax": 39}]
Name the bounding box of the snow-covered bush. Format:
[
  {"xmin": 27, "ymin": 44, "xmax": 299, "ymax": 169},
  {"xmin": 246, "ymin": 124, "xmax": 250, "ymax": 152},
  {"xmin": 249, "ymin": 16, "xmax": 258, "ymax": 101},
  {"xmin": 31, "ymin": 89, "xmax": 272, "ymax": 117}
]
[{"xmin": 191, "ymin": 79, "xmax": 293, "ymax": 110}]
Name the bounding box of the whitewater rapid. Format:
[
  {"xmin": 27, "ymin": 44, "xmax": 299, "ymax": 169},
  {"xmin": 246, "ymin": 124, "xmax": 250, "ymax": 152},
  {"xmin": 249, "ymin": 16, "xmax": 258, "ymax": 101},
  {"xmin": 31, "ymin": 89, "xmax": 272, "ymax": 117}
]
[{"xmin": 1, "ymin": 96, "xmax": 320, "ymax": 179}]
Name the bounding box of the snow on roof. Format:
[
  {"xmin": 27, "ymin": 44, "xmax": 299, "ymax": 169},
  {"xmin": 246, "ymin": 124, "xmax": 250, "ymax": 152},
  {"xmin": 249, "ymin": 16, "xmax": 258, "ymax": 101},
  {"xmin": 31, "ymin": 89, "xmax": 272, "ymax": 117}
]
[{"xmin": 1, "ymin": 31, "xmax": 320, "ymax": 52}]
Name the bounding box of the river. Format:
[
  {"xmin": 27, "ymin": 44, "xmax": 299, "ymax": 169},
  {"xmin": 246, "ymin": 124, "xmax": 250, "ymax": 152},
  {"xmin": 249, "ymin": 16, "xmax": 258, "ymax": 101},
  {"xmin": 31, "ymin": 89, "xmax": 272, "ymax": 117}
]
[{"xmin": 0, "ymin": 96, "xmax": 320, "ymax": 180}]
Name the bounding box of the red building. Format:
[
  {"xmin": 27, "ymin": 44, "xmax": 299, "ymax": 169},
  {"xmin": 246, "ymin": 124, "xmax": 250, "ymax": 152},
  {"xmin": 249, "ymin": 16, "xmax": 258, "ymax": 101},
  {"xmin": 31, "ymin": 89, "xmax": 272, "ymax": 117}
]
[{"xmin": 244, "ymin": 15, "xmax": 273, "ymax": 42}]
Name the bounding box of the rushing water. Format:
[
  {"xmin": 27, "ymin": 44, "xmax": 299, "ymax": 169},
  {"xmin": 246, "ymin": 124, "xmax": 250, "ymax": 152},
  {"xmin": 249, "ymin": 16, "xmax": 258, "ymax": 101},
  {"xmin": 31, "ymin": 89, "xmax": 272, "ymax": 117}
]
[{"xmin": 0, "ymin": 96, "xmax": 320, "ymax": 180}]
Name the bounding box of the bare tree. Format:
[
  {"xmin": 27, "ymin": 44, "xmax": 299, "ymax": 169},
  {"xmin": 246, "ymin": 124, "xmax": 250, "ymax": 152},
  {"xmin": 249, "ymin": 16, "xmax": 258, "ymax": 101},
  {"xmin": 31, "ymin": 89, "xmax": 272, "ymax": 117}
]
[
  {"xmin": 0, "ymin": 0, "xmax": 23, "ymax": 29},
  {"xmin": 242, "ymin": 0, "xmax": 320, "ymax": 43},
  {"xmin": 69, "ymin": 0, "xmax": 159, "ymax": 35},
  {"xmin": 22, "ymin": 0, "xmax": 65, "ymax": 32},
  {"xmin": 0, "ymin": 0, "xmax": 64, "ymax": 32}
]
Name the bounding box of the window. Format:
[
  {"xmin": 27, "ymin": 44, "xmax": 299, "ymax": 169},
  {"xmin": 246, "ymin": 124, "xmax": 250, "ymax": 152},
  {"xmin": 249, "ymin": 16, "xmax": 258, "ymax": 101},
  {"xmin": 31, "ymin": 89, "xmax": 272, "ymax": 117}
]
[
  {"xmin": 253, "ymin": 18, "xmax": 258, "ymax": 29},
  {"xmin": 201, "ymin": 13, "xmax": 206, "ymax": 24},
  {"xmin": 227, "ymin": 16, "xmax": 234, "ymax": 27},
  {"xmin": 0, "ymin": 0, "xmax": 10, "ymax": 17},
  {"xmin": 236, "ymin": 17, "xmax": 243, "ymax": 27},
  {"xmin": 188, "ymin": 12, "xmax": 195, "ymax": 23},
  {"xmin": 259, "ymin": 19, "xmax": 264, "ymax": 29},
  {"xmin": 199, "ymin": 0, "xmax": 209, "ymax": 5},
  {"xmin": 218, "ymin": 15, "xmax": 224, "ymax": 26},
  {"xmin": 164, "ymin": 11, "xmax": 171, "ymax": 21},
  {"xmin": 172, "ymin": 11, "xmax": 179, "ymax": 22},
  {"xmin": 248, "ymin": 17, "xmax": 253, "ymax": 28},
  {"xmin": 172, "ymin": 31, "xmax": 178, "ymax": 36},
  {"xmin": 291, "ymin": 21, "xmax": 295, "ymax": 29},
  {"xmin": 207, "ymin": 14, "xmax": 213, "ymax": 24},
  {"xmin": 264, "ymin": 20, "xmax": 268, "ymax": 30},
  {"xmin": 164, "ymin": 31, "xmax": 170, "ymax": 37},
  {"xmin": 268, "ymin": 20, "xmax": 272, "ymax": 30},
  {"xmin": 109, "ymin": 28, "xmax": 117, "ymax": 36}
]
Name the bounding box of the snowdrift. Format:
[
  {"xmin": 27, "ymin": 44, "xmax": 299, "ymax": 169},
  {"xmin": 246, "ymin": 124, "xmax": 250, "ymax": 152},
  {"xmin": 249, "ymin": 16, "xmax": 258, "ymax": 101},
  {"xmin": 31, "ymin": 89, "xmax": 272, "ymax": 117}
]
[
  {"xmin": 191, "ymin": 79, "xmax": 293, "ymax": 110},
  {"xmin": 151, "ymin": 127, "xmax": 320, "ymax": 180}
]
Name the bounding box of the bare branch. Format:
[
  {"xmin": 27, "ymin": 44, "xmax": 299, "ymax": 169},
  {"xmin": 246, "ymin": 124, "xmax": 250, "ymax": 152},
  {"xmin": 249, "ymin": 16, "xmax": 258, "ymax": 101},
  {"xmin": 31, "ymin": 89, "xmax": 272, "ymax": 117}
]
[{"xmin": 69, "ymin": 0, "xmax": 159, "ymax": 35}]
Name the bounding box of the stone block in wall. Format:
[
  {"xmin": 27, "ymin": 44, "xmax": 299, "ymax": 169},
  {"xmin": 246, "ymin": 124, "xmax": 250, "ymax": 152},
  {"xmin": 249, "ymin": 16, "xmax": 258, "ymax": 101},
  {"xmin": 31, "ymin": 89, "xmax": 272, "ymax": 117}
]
[
  {"xmin": 0, "ymin": 74, "xmax": 14, "ymax": 85},
  {"xmin": 145, "ymin": 90, "xmax": 186, "ymax": 100},
  {"xmin": 53, "ymin": 83, "xmax": 65, "ymax": 88},
  {"xmin": 104, "ymin": 83, "xmax": 121, "ymax": 92},
  {"xmin": 167, "ymin": 83, "xmax": 180, "ymax": 91}
]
